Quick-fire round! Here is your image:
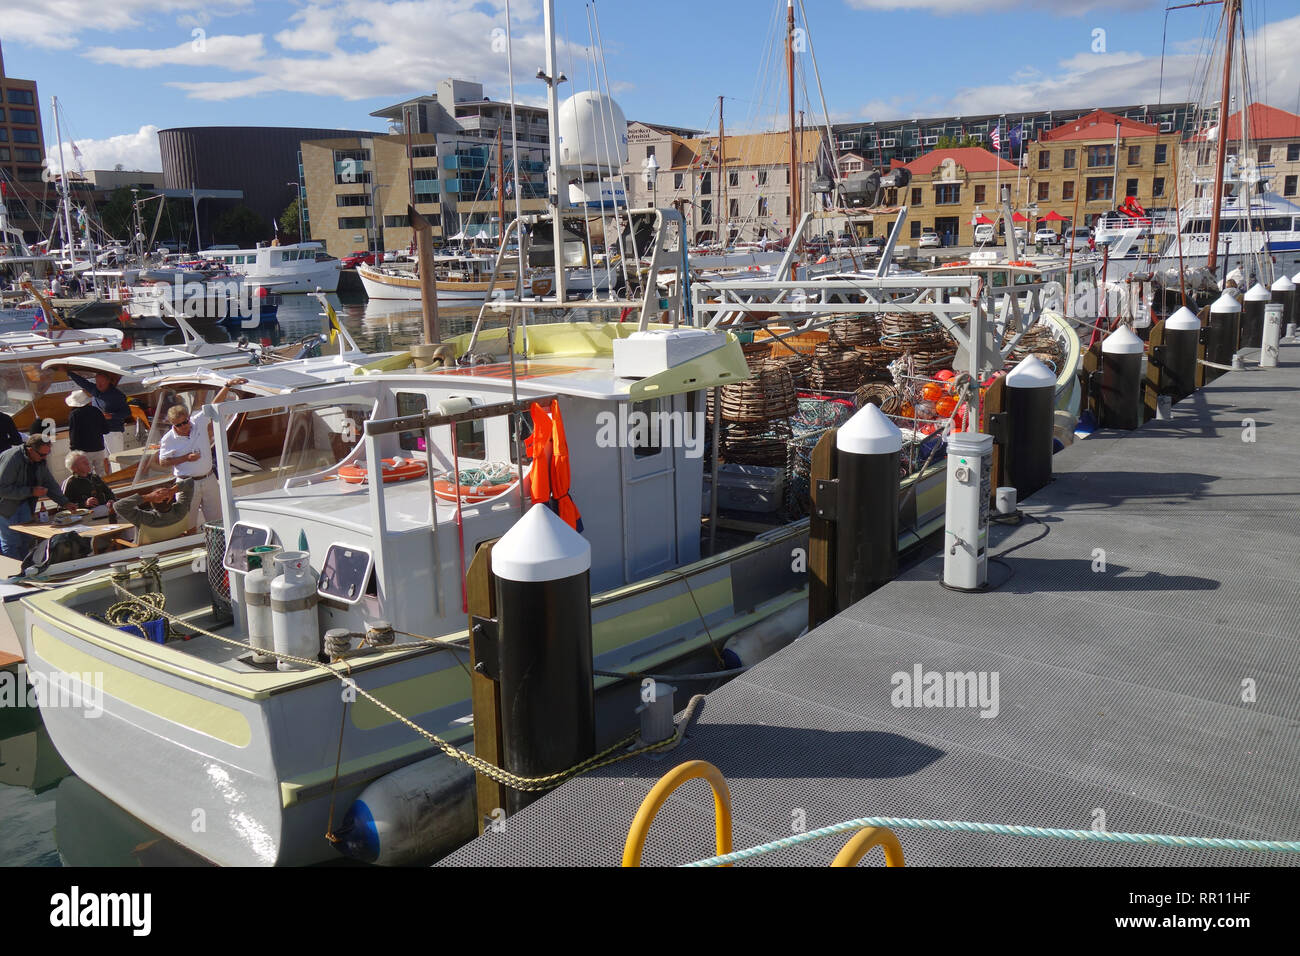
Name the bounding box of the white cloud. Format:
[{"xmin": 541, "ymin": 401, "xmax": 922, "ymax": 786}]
[
  {"xmin": 1, "ymin": 0, "xmax": 251, "ymax": 50},
  {"xmin": 85, "ymin": 34, "xmax": 268, "ymax": 70},
  {"xmin": 47, "ymin": 125, "xmax": 163, "ymax": 172},
  {"xmin": 863, "ymin": 13, "xmax": 1300, "ymax": 119},
  {"xmin": 844, "ymin": 0, "xmax": 1158, "ymax": 14}
]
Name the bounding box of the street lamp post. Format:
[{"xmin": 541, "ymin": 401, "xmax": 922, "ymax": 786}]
[{"xmin": 286, "ymin": 181, "xmax": 306, "ymax": 243}]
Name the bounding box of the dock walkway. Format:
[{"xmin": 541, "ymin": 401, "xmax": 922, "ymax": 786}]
[{"xmin": 443, "ymin": 347, "xmax": 1300, "ymax": 866}]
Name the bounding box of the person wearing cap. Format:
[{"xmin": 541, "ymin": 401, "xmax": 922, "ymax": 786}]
[
  {"xmin": 67, "ymin": 369, "xmax": 130, "ymax": 466},
  {"xmin": 158, "ymin": 378, "xmax": 247, "ymax": 530},
  {"xmin": 0, "ymin": 434, "xmax": 70, "ymax": 558},
  {"xmin": 66, "ymin": 389, "xmax": 109, "ymax": 475}
]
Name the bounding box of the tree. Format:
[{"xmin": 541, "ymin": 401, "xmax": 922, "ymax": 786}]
[
  {"xmin": 98, "ymin": 186, "xmax": 147, "ymax": 241},
  {"xmin": 936, "ymin": 134, "xmax": 983, "ymax": 150},
  {"xmin": 213, "ymin": 205, "xmax": 267, "ymax": 247},
  {"xmin": 279, "ymin": 198, "xmax": 302, "ymax": 242}
]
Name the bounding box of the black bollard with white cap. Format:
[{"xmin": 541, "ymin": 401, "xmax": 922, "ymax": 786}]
[
  {"xmin": 1241, "ymin": 282, "xmax": 1271, "ymax": 350},
  {"xmin": 1271, "ymin": 274, "xmax": 1294, "ymax": 333},
  {"xmin": 1002, "ymin": 355, "xmax": 1055, "ymax": 500},
  {"xmin": 833, "ymin": 403, "xmax": 902, "ymax": 609},
  {"xmin": 489, "ymin": 503, "xmax": 595, "ymax": 813},
  {"xmin": 1204, "ymin": 289, "xmax": 1241, "ymax": 383},
  {"xmin": 1100, "ymin": 325, "xmax": 1145, "ymax": 430},
  {"xmin": 1161, "ymin": 306, "xmax": 1201, "ymax": 403}
]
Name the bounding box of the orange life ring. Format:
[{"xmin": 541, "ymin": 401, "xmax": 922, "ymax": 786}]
[
  {"xmin": 432, "ymin": 474, "xmax": 518, "ymax": 503},
  {"xmin": 940, "ymin": 260, "xmax": 969, "ymax": 268},
  {"xmin": 1007, "ymin": 260, "xmax": 1037, "ymax": 268},
  {"xmin": 337, "ymin": 457, "xmax": 429, "ymax": 484}
]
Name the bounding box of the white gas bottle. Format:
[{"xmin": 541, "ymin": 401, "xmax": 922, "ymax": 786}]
[
  {"xmin": 270, "ymin": 551, "xmax": 320, "ymax": 672},
  {"xmin": 244, "ymin": 545, "xmax": 281, "ymax": 664}
]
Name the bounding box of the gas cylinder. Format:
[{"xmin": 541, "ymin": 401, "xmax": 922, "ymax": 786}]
[
  {"xmin": 244, "ymin": 545, "xmax": 281, "ymax": 664},
  {"xmin": 270, "ymin": 551, "xmax": 320, "ymax": 672}
]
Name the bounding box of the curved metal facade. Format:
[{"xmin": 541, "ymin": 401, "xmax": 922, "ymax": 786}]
[{"xmin": 159, "ymin": 125, "xmax": 372, "ymax": 240}]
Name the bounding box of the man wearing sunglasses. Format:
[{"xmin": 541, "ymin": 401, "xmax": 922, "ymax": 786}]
[
  {"xmin": 158, "ymin": 377, "xmax": 248, "ymax": 532},
  {"xmin": 0, "ymin": 434, "xmax": 71, "ymax": 558}
]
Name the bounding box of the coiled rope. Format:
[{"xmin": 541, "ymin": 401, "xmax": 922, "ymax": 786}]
[{"xmin": 683, "ymin": 817, "xmax": 1300, "ymax": 867}]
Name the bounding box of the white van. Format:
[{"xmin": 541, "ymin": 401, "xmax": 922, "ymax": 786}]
[
  {"xmin": 1066, "ymin": 226, "xmax": 1092, "ymax": 252},
  {"xmin": 973, "ymin": 223, "xmax": 995, "ymax": 245}
]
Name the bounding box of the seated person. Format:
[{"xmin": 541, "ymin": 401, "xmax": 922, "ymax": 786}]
[
  {"xmin": 114, "ymin": 478, "xmax": 195, "ymax": 545},
  {"xmin": 62, "ymin": 452, "xmax": 118, "ymax": 510}
]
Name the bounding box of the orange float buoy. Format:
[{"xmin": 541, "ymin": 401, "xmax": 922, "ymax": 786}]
[
  {"xmin": 921, "ymin": 382, "xmax": 945, "ymax": 402},
  {"xmin": 337, "ymin": 457, "xmax": 429, "ymax": 485},
  {"xmin": 432, "ymin": 474, "xmax": 518, "ymax": 503},
  {"xmin": 934, "ymin": 395, "xmax": 958, "ymax": 417}
]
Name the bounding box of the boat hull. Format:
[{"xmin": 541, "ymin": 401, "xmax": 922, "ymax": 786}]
[{"xmin": 357, "ymin": 264, "xmax": 513, "ymax": 301}]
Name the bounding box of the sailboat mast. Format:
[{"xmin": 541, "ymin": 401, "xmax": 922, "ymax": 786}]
[
  {"xmin": 1207, "ymin": 0, "xmax": 1239, "ymax": 274},
  {"xmin": 787, "ymin": 0, "xmax": 799, "ymax": 249},
  {"xmin": 718, "ymin": 95, "xmax": 726, "ymax": 247},
  {"xmin": 543, "ymin": 0, "xmax": 565, "ymax": 302},
  {"xmin": 52, "ymin": 96, "xmax": 76, "ymax": 269},
  {"xmin": 497, "ymin": 126, "xmax": 505, "ymax": 248}
]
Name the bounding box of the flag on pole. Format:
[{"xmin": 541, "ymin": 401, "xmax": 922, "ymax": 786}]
[
  {"xmin": 1008, "ymin": 123, "xmax": 1025, "ymax": 152},
  {"xmin": 31, "ymin": 307, "xmax": 45, "ymax": 330},
  {"xmin": 990, "ymin": 123, "xmax": 1001, "ymax": 152}
]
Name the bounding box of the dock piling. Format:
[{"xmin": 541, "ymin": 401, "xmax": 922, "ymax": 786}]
[
  {"xmin": 1002, "ymin": 356, "xmax": 1055, "ymax": 499},
  {"xmin": 1100, "ymin": 326, "xmax": 1145, "ymax": 430}
]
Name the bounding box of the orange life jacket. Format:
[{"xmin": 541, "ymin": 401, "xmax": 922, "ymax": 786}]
[{"xmin": 525, "ymin": 399, "xmax": 582, "ymax": 532}]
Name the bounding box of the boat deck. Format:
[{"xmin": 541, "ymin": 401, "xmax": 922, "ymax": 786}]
[{"xmin": 442, "ymin": 344, "xmax": 1300, "ymax": 866}]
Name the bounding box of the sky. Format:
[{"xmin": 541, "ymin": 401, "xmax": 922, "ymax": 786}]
[{"xmin": 1, "ymin": 0, "xmax": 1298, "ymax": 172}]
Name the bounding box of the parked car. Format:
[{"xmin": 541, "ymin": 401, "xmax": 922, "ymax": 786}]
[
  {"xmin": 1034, "ymin": 227, "xmax": 1061, "ymax": 245},
  {"xmin": 918, "ymin": 230, "xmax": 942, "ymax": 249},
  {"xmin": 1012, "ymin": 226, "xmax": 1028, "ymax": 244},
  {"xmin": 342, "ymin": 250, "xmax": 376, "ymax": 268},
  {"xmin": 864, "ymin": 235, "xmax": 885, "ymax": 254},
  {"xmin": 973, "ymin": 223, "xmax": 995, "ymax": 245},
  {"xmin": 1065, "ymin": 226, "xmax": 1092, "ymax": 252}
]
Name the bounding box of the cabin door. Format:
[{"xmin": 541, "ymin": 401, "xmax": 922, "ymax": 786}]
[{"xmin": 620, "ymin": 398, "xmax": 678, "ymax": 581}]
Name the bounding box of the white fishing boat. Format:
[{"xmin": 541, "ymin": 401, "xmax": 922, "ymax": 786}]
[{"xmin": 201, "ymin": 243, "xmax": 342, "ymax": 294}]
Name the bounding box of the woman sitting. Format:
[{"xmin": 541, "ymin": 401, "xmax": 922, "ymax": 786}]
[{"xmin": 62, "ymin": 451, "xmax": 118, "ymax": 510}]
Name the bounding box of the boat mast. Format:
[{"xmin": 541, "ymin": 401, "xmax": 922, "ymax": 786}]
[
  {"xmin": 543, "ymin": 0, "xmax": 565, "ymax": 302},
  {"xmin": 52, "ymin": 96, "xmax": 76, "ymax": 271},
  {"xmin": 497, "ymin": 126, "xmax": 506, "ymax": 248},
  {"xmin": 717, "ymin": 95, "xmax": 726, "ymax": 248},
  {"xmin": 786, "ymin": 0, "xmax": 799, "ymax": 274},
  {"xmin": 1207, "ymin": 0, "xmax": 1239, "ymax": 274}
]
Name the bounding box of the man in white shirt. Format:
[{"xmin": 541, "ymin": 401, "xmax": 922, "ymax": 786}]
[{"xmin": 157, "ymin": 377, "xmax": 247, "ymax": 530}]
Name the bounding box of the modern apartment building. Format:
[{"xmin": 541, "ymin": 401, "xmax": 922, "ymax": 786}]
[
  {"xmin": 0, "ymin": 40, "xmax": 46, "ymax": 238},
  {"xmin": 832, "ymin": 103, "xmax": 1196, "ymax": 172},
  {"xmin": 300, "ymin": 79, "xmax": 551, "ymax": 256}
]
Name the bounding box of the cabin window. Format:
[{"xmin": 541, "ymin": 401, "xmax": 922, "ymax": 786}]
[
  {"xmin": 318, "ymin": 545, "xmax": 374, "ymax": 604},
  {"xmin": 630, "ymin": 400, "xmax": 663, "ymax": 459},
  {"xmin": 456, "ymin": 419, "xmax": 486, "ymax": 459},
  {"xmin": 990, "ymin": 272, "xmax": 1008, "ymax": 287},
  {"xmin": 277, "ymin": 401, "xmax": 370, "ymax": 476},
  {"xmin": 396, "ymin": 392, "xmax": 427, "ymax": 451}
]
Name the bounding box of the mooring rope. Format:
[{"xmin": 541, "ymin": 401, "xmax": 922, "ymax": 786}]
[{"xmin": 682, "ymin": 817, "xmax": 1300, "ymax": 867}]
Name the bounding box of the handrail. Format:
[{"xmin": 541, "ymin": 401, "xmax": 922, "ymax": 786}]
[
  {"xmin": 830, "ymin": 827, "xmax": 906, "ymax": 867},
  {"xmin": 622, "ymin": 760, "xmax": 733, "ymax": 867}
]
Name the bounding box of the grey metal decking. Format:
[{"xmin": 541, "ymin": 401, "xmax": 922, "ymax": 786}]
[{"xmin": 442, "ymin": 347, "xmax": 1300, "ymax": 866}]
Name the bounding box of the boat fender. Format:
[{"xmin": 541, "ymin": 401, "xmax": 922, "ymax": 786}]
[
  {"xmin": 720, "ymin": 600, "xmax": 808, "ymax": 669},
  {"xmin": 333, "ymin": 756, "xmax": 478, "ymax": 866}
]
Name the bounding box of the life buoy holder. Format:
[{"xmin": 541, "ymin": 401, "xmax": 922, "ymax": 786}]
[
  {"xmin": 337, "ymin": 457, "xmax": 429, "ymax": 485},
  {"xmin": 432, "ymin": 474, "xmax": 518, "ymax": 503}
]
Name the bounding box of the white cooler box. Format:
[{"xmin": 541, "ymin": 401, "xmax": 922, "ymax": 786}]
[{"xmin": 702, "ymin": 464, "xmax": 786, "ymax": 514}]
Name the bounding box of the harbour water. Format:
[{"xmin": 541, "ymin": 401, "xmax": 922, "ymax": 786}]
[{"xmin": 0, "ymin": 289, "xmax": 490, "ymax": 867}]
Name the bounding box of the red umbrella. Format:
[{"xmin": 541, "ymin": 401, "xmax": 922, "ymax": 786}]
[
  {"xmin": 972, "ymin": 214, "xmax": 993, "ymax": 224},
  {"xmin": 1042, "ymin": 210, "xmax": 1069, "ymax": 222},
  {"xmin": 1012, "ymin": 212, "xmax": 1029, "ymax": 223}
]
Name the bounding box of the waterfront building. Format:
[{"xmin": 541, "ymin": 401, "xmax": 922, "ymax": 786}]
[{"xmin": 0, "ymin": 40, "xmax": 45, "ymax": 240}]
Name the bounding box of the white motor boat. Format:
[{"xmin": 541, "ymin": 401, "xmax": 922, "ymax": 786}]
[{"xmin": 201, "ymin": 243, "xmax": 342, "ymax": 294}]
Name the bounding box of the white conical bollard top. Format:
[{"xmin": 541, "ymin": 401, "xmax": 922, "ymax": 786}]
[
  {"xmin": 1005, "ymin": 354, "xmax": 1056, "ymax": 388},
  {"xmin": 1272, "ymin": 274, "xmax": 1295, "ymax": 293},
  {"xmin": 1102, "ymin": 324, "xmax": 1145, "ymax": 354},
  {"xmin": 1211, "ymin": 289, "xmax": 1241, "ymax": 313},
  {"xmin": 1245, "ymin": 282, "xmax": 1271, "ymax": 301},
  {"xmin": 837, "ymin": 402, "xmax": 903, "ymax": 456},
  {"xmin": 1165, "ymin": 306, "xmax": 1201, "ymax": 331},
  {"xmin": 492, "ymin": 503, "xmax": 591, "ymax": 583}
]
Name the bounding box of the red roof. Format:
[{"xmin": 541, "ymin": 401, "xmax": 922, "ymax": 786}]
[
  {"xmin": 1196, "ymin": 103, "xmax": 1300, "ymax": 142},
  {"xmin": 903, "ymin": 147, "xmax": 1016, "ymax": 175},
  {"xmin": 1041, "ymin": 109, "xmax": 1160, "ymax": 142}
]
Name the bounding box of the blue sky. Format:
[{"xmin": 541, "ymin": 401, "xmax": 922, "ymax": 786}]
[{"xmin": 1, "ymin": 0, "xmax": 1297, "ymax": 171}]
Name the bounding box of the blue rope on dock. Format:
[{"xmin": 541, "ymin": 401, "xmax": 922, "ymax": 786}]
[{"xmin": 682, "ymin": 817, "xmax": 1300, "ymax": 867}]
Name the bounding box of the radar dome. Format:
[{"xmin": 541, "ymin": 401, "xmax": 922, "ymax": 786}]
[{"xmin": 556, "ymin": 92, "xmax": 627, "ymax": 170}]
